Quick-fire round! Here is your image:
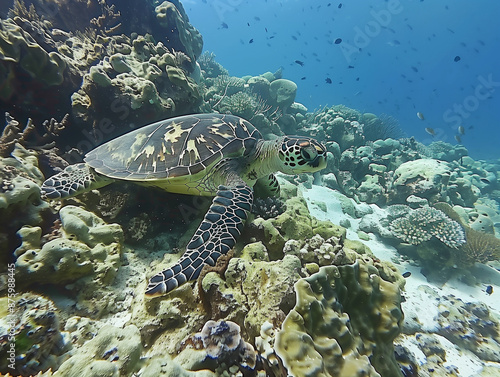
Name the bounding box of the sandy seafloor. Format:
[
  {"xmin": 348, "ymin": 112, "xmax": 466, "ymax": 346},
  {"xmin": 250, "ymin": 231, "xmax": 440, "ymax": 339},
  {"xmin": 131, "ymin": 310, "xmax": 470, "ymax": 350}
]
[{"xmin": 301, "ymin": 183, "xmax": 500, "ymax": 377}]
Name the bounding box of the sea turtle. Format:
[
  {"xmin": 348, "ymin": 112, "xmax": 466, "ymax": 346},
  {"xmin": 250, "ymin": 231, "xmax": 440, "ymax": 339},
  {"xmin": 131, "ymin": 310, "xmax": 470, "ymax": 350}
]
[{"xmin": 41, "ymin": 113, "xmax": 327, "ymax": 296}]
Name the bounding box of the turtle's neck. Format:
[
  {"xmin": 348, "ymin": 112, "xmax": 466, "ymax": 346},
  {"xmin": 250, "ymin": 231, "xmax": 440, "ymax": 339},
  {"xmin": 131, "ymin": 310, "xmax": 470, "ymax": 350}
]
[{"xmin": 247, "ymin": 138, "xmax": 284, "ymax": 179}]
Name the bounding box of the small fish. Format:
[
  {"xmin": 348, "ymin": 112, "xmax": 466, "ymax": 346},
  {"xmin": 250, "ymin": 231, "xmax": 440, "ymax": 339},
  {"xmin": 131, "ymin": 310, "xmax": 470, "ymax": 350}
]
[
  {"xmin": 335, "ymin": 38, "xmax": 342, "ymax": 44},
  {"xmin": 402, "ymin": 271, "xmax": 411, "ymax": 278},
  {"xmin": 480, "ymin": 178, "xmax": 490, "ymax": 184},
  {"xmin": 458, "ymin": 125, "xmax": 465, "ymax": 135},
  {"xmin": 301, "ymin": 77, "xmax": 306, "ymax": 80},
  {"xmin": 454, "ymin": 55, "xmax": 461, "ymax": 62},
  {"xmin": 411, "ymin": 66, "xmax": 419, "ymax": 73},
  {"xmin": 292, "ymin": 35, "xmax": 298, "ymax": 41},
  {"xmin": 265, "ymin": 27, "xmax": 268, "ymax": 32},
  {"xmin": 295, "ymin": 60, "xmax": 304, "ymax": 66},
  {"xmin": 416, "ymin": 112, "xmax": 425, "ymax": 120},
  {"xmin": 455, "ymin": 135, "xmax": 462, "ymax": 143},
  {"xmin": 249, "ymin": 38, "xmax": 254, "ymax": 44},
  {"xmin": 325, "ymin": 77, "xmax": 332, "ymax": 84},
  {"xmin": 338, "ymin": 3, "xmax": 342, "ymax": 8},
  {"xmin": 254, "ymin": 16, "xmax": 261, "ymax": 21},
  {"xmin": 486, "ymin": 285, "xmax": 493, "ymax": 295},
  {"xmin": 247, "ymin": 22, "xmax": 250, "ymax": 26},
  {"xmin": 220, "ymin": 22, "xmax": 228, "ymax": 29},
  {"xmin": 425, "ymin": 127, "xmax": 436, "ymax": 136},
  {"xmin": 348, "ymin": 65, "xmax": 354, "ymax": 69}
]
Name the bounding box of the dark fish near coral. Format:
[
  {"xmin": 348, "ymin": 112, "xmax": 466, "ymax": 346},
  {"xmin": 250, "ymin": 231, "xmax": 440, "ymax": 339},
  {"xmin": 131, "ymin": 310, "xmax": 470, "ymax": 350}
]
[
  {"xmin": 416, "ymin": 112, "xmax": 425, "ymax": 120},
  {"xmin": 295, "ymin": 60, "xmax": 304, "ymax": 66},
  {"xmin": 480, "ymin": 178, "xmax": 491, "ymax": 184},
  {"xmin": 334, "ymin": 38, "xmax": 342, "ymax": 44},
  {"xmin": 425, "ymin": 127, "xmax": 436, "ymax": 136},
  {"xmin": 325, "ymin": 77, "xmax": 332, "ymax": 84},
  {"xmin": 455, "ymin": 135, "xmax": 462, "ymax": 143},
  {"xmin": 458, "ymin": 125, "xmax": 465, "ymax": 135},
  {"xmin": 454, "ymin": 55, "xmax": 461, "ymax": 62},
  {"xmin": 402, "ymin": 271, "xmax": 411, "ymax": 278},
  {"xmin": 486, "ymin": 285, "xmax": 493, "ymax": 295}
]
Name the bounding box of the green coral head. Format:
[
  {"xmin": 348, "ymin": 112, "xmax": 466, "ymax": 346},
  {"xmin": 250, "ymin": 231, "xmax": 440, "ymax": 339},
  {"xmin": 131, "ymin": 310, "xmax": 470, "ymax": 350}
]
[{"xmin": 277, "ymin": 136, "xmax": 327, "ymax": 174}]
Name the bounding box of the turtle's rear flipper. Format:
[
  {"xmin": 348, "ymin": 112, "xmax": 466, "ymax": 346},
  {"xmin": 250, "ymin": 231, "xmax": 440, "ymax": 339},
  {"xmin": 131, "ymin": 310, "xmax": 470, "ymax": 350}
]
[
  {"xmin": 41, "ymin": 163, "xmax": 114, "ymax": 200},
  {"xmin": 146, "ymin": 182, "xmax": 253, "ymax": 296}
]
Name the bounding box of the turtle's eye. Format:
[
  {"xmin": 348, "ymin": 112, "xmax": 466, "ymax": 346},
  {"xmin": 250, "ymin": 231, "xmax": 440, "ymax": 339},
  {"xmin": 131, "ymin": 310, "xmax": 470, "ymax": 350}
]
[{"xmin": 301, "ymin": 149, "xmax": 312, "ymax": 161}]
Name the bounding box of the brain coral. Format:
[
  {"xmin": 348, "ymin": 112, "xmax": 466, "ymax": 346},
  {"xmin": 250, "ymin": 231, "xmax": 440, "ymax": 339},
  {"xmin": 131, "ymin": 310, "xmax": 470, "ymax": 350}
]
[{"xmin": 275, "ymin": 260, "xmax": 404, "ymax": 377}]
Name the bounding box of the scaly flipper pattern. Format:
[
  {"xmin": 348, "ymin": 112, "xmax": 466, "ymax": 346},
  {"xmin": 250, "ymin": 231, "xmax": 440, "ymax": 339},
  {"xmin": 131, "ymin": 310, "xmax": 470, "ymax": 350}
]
[
  {"xmin": 145, "ymin": 182, "xmax": 253, "ymax": 296},
  {"xmin": 41, "ymin": 163, "xmax": 114, "ymax": 199}
]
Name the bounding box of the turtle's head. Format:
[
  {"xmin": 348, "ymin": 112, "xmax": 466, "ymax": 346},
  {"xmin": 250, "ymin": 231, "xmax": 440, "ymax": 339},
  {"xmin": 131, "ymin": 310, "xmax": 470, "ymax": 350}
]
[{"xmin": 278, "ymin": 136, "xmax": 327, "ymax": 174}]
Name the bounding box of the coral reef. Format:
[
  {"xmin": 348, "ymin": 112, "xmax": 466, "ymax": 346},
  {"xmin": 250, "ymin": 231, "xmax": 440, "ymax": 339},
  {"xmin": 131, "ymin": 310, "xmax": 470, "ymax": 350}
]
[{"xmin": 275, "ymin": 260, "xmax": 404, "ymax": 377}]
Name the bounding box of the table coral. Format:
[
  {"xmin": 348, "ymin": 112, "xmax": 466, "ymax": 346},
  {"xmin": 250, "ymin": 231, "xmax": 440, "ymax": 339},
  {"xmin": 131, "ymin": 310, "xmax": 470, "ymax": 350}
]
[
  {"xmin": 389, "ymin": 206, "xmax": 466, "ymax": 249},
  {"xmin": 275, "ymin": 261, "xmax": 404, "ymax": 377}
]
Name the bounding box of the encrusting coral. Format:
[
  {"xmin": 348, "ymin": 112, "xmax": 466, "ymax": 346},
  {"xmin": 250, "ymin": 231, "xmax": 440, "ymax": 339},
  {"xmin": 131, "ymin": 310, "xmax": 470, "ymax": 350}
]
[
  {"xmin": 275, "ymin": 260, "xmax": 404, "ymax": 377},
  {"xmin": 15, "ymin": 205, "xmax": 123, "ymax": 287}
]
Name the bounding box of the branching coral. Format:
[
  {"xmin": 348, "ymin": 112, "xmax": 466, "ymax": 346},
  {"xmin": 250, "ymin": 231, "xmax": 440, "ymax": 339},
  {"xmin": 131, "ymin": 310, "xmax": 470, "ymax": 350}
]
[
  {"xmin": 0, "ymin": 113, "xmax": 35, "ymax": 157},
  {"xmin": 389, "ymin": 206, "xmax": 466, "ymax": 249}
]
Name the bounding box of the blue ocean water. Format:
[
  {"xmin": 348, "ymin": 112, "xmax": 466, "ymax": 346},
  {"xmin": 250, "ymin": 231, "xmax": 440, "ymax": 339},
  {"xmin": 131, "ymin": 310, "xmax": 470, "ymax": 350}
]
[{"xmin": 185, "ymin": 0, "xmax": 500, "ymax": 160}]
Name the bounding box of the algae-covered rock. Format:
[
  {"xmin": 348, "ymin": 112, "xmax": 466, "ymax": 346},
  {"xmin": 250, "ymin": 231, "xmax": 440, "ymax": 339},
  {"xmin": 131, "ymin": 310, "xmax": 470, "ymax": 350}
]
[
  {"xmin": 54, "ymin": 324, "xmax": 142, "ymax": 377},
  {"xmin": 15, "ymin": 205, "xmax": 123, "ymax": 286},
  {"xmin": 275, "ymin": 261, "xmax": 404, "ymax": 377}
]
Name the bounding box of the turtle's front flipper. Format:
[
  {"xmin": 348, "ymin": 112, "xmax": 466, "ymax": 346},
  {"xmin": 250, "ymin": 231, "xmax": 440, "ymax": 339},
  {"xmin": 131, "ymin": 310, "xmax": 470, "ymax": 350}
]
[
  {"xmin": 146, "ymin": 182, "xmax": 253, "ymax": 296},
  {"xmin": 41, "ymin": 163, "xmax": 114, "ymax": 199}
]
